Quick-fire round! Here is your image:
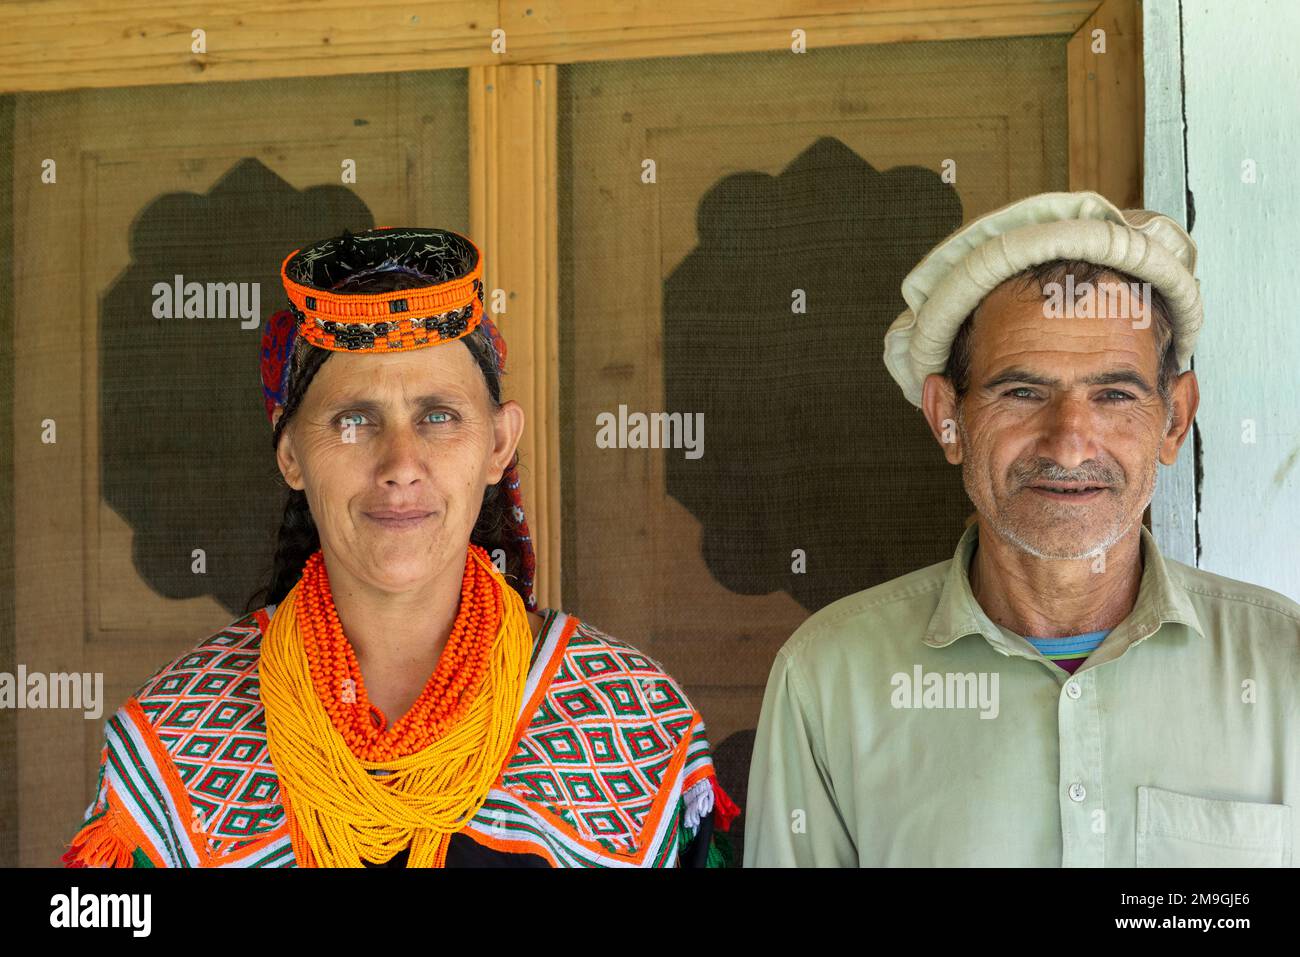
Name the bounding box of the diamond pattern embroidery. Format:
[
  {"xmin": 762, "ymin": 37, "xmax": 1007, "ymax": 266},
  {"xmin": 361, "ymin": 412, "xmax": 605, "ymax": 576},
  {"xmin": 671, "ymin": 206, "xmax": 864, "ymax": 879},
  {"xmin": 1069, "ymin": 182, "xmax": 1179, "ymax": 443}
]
[
  {"xmin": 500, "ymin": 619, "xmax": 699, "ymax": 853},
  {"xmin": 136, "ymin": 611, "xmax": 284, "ymax": 852}
]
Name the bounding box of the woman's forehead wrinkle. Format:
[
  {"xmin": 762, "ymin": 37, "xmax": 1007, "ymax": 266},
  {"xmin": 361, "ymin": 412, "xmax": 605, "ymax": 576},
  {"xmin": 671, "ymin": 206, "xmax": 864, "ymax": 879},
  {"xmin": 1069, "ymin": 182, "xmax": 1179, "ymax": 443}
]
[{"xmin": 322, "ymin": 350, "xmax": 477, "ymax": 404}]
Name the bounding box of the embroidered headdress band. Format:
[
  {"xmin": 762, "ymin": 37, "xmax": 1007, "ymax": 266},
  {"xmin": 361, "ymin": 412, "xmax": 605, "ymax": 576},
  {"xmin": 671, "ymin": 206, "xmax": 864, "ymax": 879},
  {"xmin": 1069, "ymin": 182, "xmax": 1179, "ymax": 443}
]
[{"xmin": 279, "ymin": 227, "xmax": 485, "ymax": 353}]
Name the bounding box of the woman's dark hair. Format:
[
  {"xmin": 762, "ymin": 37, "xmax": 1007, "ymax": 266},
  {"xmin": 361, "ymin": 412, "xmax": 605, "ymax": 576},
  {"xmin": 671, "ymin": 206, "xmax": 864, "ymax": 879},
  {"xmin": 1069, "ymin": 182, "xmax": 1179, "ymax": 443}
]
[{"xmin": 244, "ymin": 265, "xmax": 524, "ymax": 613}]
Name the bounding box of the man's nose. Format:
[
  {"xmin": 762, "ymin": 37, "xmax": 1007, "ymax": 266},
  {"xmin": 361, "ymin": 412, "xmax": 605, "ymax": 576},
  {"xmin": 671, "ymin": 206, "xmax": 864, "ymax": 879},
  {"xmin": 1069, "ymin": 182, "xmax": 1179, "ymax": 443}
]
[{"xmin": 1035, "ymin": 394, "xmax": 1100, "ymax": 471}]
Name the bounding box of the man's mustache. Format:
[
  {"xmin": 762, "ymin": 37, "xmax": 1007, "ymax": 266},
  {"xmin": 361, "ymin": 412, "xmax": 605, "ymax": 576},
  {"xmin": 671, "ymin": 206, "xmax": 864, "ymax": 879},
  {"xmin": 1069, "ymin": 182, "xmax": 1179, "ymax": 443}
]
[{"xmin": 1010, "ymin": 459, "xmax": 1120, "ymax": 487}]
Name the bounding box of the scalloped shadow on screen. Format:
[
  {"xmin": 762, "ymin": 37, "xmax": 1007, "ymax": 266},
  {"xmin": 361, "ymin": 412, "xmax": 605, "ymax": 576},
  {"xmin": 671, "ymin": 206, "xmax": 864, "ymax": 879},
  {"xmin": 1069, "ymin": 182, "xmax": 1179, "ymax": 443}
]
[{"xmin": 663, "ymin": 137, "xmax": 973, "ymax": 613}]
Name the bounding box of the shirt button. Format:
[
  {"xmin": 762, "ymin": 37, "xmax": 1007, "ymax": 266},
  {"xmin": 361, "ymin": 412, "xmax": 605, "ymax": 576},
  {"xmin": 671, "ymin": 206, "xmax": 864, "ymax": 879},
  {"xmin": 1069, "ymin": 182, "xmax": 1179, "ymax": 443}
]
[
  {"xmin": 1065, "ymin": 680, "xmax": 1082, "ymax": 699},
  {"xmin": 1068, "ymin": 782, "xmax": 1087, "ymax": 802}
]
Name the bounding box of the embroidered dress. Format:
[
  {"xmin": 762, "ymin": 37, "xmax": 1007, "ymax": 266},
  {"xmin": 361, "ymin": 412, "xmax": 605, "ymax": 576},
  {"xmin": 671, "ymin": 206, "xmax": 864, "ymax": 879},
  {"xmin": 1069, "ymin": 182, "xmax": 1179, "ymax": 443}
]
[
  {"xmin": 65, "ymin": 607, "xmax": 737, "ymax": 868},
  {"xmin": 66, "ymin": 226, "xmax": 739, "ymax": 869}
]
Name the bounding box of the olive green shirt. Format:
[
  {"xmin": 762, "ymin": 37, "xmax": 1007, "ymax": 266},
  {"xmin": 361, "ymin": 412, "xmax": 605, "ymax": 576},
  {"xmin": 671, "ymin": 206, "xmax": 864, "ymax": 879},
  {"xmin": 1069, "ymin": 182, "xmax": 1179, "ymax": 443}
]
[{"xmin": 745, "ymin": 522, "xmax": 1300, "ymax": 866}]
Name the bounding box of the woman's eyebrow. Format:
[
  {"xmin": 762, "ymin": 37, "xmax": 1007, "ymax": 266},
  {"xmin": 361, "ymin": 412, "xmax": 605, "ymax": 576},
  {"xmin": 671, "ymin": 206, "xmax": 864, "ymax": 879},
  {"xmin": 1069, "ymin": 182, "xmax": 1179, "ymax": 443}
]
[{"xmin": 324, "ymin": 393, "xmax": 466, "ymax": 413}]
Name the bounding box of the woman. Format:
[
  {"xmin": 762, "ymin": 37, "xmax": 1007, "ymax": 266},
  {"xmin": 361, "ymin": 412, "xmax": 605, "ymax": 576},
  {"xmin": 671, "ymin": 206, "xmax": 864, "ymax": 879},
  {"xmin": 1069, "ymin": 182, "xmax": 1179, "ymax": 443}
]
[{"xmin": 64, "ymin": 226, "xmax": 737, "ymax": 867}]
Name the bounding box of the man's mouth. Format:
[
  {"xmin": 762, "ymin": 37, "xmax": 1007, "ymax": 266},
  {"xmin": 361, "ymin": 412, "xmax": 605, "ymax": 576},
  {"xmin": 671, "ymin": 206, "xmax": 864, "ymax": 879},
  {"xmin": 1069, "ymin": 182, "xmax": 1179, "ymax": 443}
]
[{"xmin": 1027, "ymin": 483, "xmax": 1108, "ymax": 500}]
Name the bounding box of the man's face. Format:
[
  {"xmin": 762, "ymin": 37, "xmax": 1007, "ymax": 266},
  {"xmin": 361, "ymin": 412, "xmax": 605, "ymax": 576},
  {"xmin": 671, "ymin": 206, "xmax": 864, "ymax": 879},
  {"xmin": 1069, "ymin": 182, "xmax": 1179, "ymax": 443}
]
[{"xmin": 923, "ymin": 274, "xmax": 1195, "ymax": 560}]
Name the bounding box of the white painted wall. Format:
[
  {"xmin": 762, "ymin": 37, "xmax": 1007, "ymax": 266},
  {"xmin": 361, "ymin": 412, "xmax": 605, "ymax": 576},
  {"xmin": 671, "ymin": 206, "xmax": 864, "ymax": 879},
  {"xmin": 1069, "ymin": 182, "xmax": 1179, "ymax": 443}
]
[{"xmin": 1146, "ymin": 0, "xmax": 1300, "ymax": 601}]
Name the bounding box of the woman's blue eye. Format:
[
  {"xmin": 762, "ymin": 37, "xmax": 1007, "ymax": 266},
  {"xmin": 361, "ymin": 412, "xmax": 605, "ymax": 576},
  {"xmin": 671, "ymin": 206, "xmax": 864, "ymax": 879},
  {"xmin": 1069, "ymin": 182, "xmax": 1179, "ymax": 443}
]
[{"xmin": 335, "ymin": 410, "xmax": 452, "ymax": 428}]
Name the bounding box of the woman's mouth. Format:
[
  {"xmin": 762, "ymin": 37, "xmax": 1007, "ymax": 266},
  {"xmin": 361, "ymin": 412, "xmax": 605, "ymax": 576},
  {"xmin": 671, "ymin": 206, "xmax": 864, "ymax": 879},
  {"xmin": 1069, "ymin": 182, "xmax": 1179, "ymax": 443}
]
[{"xmin": 364, "ymin": 510, "xmax": 433, "ymax": 529}]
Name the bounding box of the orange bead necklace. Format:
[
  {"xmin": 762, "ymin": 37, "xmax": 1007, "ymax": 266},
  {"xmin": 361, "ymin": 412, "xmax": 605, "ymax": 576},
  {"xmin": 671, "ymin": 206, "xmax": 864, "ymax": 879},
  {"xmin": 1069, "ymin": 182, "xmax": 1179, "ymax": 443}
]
[{"xmin": 294, "ymin": 545, "xmax": 502, "ymax": 762}]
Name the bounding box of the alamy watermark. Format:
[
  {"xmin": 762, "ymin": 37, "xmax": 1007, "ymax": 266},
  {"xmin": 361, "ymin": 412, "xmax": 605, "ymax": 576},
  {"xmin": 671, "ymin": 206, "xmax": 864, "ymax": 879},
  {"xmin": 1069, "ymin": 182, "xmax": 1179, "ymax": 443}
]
[
  {"xmin": 1041, "ymin": 276, "xmax": 1152, "ymax": 329},
  {"xmin": 0, "ymin": 667, "xmax": 103, "ymax": 719},
  {"xmin": 152, "ymin": 275, "xmax": 261, "ymax": 329},
  {"xmin": 596, "ymin": 405, "xmax": 704, "ymax": 460},
  {"xmin": 890, "ymin": 665, "xmax": 999, "ymax": 719},
  {"xmin": 49, "ymin": 887, "xmax": 150, "ymax": 936}
]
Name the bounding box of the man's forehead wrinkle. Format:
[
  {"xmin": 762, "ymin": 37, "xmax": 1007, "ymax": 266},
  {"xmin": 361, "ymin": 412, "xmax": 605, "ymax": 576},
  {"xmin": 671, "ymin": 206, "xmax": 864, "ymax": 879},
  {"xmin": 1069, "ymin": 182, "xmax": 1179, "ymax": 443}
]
[
  {"xmin": 974, "ymin": 312, "xmax": 1157, "ymax": 362},
  {"xmin": 985, "ymin": 341, "xmax": 1149, "ymax": 362},
  {"xmin": 983, "ymin": 355, "xmax": 1148, "ymax": 377},
  {"xmin": 976, "ymin": 334, "xmax": 1149, "ymax": 366}
]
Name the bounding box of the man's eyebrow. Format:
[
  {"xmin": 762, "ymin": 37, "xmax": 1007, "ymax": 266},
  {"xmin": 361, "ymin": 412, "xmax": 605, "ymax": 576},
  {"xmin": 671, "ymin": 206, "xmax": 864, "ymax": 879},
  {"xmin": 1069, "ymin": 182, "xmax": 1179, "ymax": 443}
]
[
  {"xmin": 981, "ymin": 367, "xmax": 1154, "ymax": 394},
  {"xmin": 1080, "ymin": 370, "xmax": 1155, "ymax": 394},
  {"xmin": 981, "ymin": 368, "xmax": 1058, "ymax": 390}
]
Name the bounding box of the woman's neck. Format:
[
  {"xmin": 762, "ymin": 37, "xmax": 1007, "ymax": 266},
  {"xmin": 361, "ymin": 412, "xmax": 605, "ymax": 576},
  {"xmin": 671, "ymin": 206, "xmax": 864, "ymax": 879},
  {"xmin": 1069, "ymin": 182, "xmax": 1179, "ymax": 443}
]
[
  {"xmin": 324, "ymin": 554, "xmax": 462, "ymax": 721},
  {"xmin": 314, "ymin": 548, "xmax": 545, "ymax": 723}
]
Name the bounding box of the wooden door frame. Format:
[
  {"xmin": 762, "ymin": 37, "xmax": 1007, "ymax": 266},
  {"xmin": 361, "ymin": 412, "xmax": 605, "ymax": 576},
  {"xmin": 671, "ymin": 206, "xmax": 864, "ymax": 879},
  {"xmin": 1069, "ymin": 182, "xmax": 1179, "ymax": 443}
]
[{"xmin": 0, "ymin": 0, "xmax": 1142, "ymax": 609}]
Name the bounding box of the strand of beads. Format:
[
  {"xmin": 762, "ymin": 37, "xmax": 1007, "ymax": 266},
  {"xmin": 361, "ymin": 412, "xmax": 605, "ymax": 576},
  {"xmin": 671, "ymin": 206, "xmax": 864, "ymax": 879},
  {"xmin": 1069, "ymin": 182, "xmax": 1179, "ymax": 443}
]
[{"xmin": 294, "ymin": 546, "xmax": 502, "ymax": 761}]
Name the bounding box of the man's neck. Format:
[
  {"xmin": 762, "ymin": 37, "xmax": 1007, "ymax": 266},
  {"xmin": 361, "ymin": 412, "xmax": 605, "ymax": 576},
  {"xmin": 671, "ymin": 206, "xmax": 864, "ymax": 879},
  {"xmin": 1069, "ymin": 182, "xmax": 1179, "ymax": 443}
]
[{"xmin": 968, "ymin": 521, "xmax": 1144, "ymax": 638}]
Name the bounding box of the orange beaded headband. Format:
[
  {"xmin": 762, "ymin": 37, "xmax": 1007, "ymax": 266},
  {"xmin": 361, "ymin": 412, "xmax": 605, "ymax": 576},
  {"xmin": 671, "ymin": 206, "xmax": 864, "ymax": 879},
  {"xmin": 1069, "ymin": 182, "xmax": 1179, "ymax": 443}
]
[{"xmin": 279, "ymin": 226, "xmax": 484, "ymax": 352}]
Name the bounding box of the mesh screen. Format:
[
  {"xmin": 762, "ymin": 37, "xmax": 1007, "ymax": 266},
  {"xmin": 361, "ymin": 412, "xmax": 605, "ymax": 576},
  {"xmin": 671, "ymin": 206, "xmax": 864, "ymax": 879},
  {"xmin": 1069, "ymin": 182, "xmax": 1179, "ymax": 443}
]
[
  {"xmin": 557, "ymin": 36, "xmax": 1068, "ymax": 855},
  {"xmin": 2, "ymin": 69, "xmax": 468, "ymax": 864}
]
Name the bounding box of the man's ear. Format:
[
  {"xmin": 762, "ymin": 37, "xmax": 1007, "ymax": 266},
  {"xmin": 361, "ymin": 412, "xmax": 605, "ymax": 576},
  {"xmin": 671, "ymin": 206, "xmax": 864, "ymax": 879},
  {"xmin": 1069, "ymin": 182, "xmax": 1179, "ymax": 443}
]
[
  {"xmin": 1159, "ymin": 370, "xmax": 1200, "ymax": 466},
  {"xmin": 487, "ymin": 400, "xmax": 526, "ymax": 485},
  {"xmin": 921, "ymin": 373, "xmax": 964, "ymax": 464}
]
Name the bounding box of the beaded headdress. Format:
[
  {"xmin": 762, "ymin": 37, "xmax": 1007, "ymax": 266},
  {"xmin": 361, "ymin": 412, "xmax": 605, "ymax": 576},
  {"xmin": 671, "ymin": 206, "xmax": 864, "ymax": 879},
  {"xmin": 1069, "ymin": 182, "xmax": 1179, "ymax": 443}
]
[{"xmin": 259, "ymin": 226, "xmax": 537, "ymax": 610}]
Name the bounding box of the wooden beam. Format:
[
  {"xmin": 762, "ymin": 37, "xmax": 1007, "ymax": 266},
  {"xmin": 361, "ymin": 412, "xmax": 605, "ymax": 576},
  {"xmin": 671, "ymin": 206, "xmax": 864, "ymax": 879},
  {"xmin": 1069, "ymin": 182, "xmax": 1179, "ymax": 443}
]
[
  {"xmin": 0, "ymin": 1, "xmax": 1098, "ymax": 93},
  {"xmin": 502, "ymin": 0, "xmax": 1098, "ymax": 63},
  {"xmin": 1067, "ymin": 0, "xmax": 1143, "ymax": 205},
  {"xmin": 469, "ymin": 63, "xmax": 561, "ymax": 609},
  {"xmin": 0, "ymin": 1, "xmax": 498, "ymax": 93}
]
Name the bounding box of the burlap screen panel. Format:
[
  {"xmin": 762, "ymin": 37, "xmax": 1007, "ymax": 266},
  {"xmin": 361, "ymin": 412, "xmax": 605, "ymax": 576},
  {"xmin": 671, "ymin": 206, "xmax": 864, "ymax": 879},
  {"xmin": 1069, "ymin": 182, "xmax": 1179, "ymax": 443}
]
[
  {"xmin": 557, "ymin": 37, "xmax": 1068, "ymax": 856},
  {"xmin": 4, "ymin": 70, "xmax": 468, "ymax": 865}
]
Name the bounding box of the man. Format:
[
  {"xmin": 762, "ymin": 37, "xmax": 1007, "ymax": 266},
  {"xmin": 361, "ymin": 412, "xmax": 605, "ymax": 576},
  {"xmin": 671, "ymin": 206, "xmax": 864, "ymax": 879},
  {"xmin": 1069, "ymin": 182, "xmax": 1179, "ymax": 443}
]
[{"xmin": 745, "ymin": 191, "xmax": 1299, "ymax": 866}]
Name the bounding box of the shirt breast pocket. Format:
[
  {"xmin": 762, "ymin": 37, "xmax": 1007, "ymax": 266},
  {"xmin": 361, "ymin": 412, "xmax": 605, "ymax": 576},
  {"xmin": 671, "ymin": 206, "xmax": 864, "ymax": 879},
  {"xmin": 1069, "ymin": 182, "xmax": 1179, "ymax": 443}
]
[{"xmin": 1136, "ymin": 786, "xmax": 1292, "ymax": 867}]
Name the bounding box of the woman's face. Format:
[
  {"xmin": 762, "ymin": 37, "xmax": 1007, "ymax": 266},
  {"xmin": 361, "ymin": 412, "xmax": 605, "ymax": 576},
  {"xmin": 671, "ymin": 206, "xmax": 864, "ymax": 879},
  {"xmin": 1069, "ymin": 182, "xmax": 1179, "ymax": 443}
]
[{"xmin": 274, "ymin": 341, "xmax": 524, "ymax": 596}]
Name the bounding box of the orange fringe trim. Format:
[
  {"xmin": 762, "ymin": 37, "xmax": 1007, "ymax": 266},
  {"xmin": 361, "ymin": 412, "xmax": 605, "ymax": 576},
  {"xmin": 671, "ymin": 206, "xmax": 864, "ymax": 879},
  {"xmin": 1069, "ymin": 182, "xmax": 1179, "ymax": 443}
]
[{"xmin": 62, "ymin": 809, "xmax": 135, "ymax": 868}]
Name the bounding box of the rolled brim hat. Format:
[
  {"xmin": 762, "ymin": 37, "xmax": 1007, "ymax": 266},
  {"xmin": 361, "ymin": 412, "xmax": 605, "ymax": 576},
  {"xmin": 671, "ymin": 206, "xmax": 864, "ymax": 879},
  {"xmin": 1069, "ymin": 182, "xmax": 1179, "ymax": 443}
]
[
  {"xmin": 883, "ymin": 190, "xmax": 1203, "ymax": 409},
  {"xmin": 258, "ymin": 226, "xmax": 537, "ymax": 610}
]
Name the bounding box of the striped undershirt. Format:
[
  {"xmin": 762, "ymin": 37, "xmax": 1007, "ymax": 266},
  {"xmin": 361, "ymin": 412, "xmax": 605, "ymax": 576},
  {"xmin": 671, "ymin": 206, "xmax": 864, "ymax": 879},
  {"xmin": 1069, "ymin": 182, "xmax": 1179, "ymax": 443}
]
[{"xmin": 1023, "ymin": 629, "xmax": 1111, "ymax": 675}]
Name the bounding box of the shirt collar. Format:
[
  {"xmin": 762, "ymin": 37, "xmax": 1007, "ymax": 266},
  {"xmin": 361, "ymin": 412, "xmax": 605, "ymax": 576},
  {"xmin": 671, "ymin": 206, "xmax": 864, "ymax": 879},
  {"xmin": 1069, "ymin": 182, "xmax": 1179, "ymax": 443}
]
[{"xmin": 922, "ymin": 521, "xmax": 1205, "ymax": 660}]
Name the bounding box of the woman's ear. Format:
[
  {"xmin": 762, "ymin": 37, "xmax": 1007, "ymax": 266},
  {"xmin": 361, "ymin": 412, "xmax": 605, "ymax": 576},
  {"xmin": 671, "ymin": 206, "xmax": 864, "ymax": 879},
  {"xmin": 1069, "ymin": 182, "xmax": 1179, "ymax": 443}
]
[
  {"xmin": 488, "ymin": 400, "xmax": 526, "ymax": 484},
  {"xmin": 273, "ymin": 411, "xmax": 305, "ymax": 491}
]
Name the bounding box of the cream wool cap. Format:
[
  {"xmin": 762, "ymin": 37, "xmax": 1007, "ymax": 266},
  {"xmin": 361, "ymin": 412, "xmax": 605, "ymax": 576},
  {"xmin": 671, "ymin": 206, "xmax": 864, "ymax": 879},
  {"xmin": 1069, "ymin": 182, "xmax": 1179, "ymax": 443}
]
[{"xmin": 883, "ymin": 190, "xmax": 1202, "ymax": 408}]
